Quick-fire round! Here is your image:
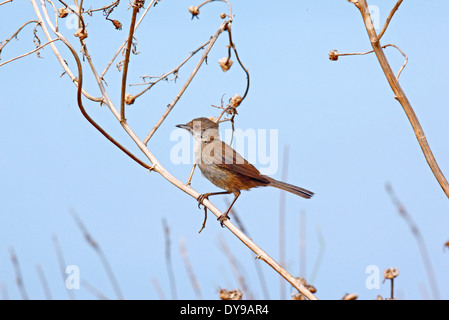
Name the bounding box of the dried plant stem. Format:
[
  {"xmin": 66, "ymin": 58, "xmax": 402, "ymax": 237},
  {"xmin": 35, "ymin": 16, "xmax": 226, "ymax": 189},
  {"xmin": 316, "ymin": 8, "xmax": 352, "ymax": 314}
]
[
  {"xmin": 349, "ymin": 0, "xmax": 449, "ymax": 199},
  {"xmin": 120, "ymin": 0, "xmax": 141, "ymax": 122},
  {"xmin": 52, "ymin": 235, "xmax": 76, "ymax": 300},
  {"xmin": 224, "ymin": 198, "xmax": 270, "ymax": 299},
  {"xmin": 278, "ymin": 145, "xmax": 289, "ymax": 299},
  {"xmin": 219, "ymin": 235, "xmax": 253, "ymax": 300},
  {"xmin": 309, "ymin": 225, "xmax": 325, "ymax": 284},
  {"xmin": 162, "ymin": 218, "xmax": 177, "ymax": 300},
  {"xmin": 377, "ymin": 0, "xmax": 403, "ymax": 40},
  {"xmin": 0, "ymin": 0, "xmax": 13, "ymax": 6},
  {"xmin": 0, "ymin": 20, "xmax": 39, "ymax": 53},
  {"xmin": 0, "ymin": 38, "xmax": 59, "ymax": 67},
  {"xmin": 70, "ymin": 209, "xmax": 124, "ymax": 300},
  {"xmin": 179, "ymin": 238, "xmax": 203, "ymax": 300},
  {"xmin": 385, "ymin": 183, "xmax": 440, "ymax": 299},
  {"xmin": 100, "ymin": 0, "xmax": 157, "ymax": 79},
  {"xmin": 9, "ymin": 247, "xmax": 29, "ymax": 300},
  {"xmin": 35, "ymin": 264, "xmax": 52, "ymax": 300}
]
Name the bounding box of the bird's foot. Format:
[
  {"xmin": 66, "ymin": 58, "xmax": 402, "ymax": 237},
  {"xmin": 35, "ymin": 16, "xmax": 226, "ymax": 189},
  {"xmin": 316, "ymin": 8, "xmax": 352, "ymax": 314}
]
[
  {"xmin": 197, "ymin": 193, "xmax": 210, "ymax": 208},
  {"xmin": 217, "ymin": 213, "xmax": 230, "ymax": 227}
]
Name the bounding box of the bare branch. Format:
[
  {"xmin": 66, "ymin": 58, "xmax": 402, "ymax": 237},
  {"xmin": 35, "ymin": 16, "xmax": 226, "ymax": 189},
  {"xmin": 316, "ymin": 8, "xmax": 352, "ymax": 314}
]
[
  {"xmin": 378, "ymin": 0, "xmax": 403, "ymax": 40},
  {"xmin": 0, "ymin": 0, "xmax": 13, "ymax": 6},
  {"xmin": 120, "ymin": 0, "xmax": 144, "ymax": 122},
  {"xmin": 0, "ymin": 20, "xmax": 40, "ymax": 56},
  {"xmin": 0, "ymin": 38, "xmax": 59, "ymax": 67}
]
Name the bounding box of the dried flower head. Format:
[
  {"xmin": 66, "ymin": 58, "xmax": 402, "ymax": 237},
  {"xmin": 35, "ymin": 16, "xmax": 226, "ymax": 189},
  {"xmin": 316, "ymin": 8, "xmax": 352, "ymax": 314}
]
[
  {"xmin": 125, "ymin": 93, "xmax": 136, "ymax": 105},
  {"xmin": 329, "ymin": 49, "xmax": 339, "ymax": 61},
  {"xmin": 58, "ymin": 7, "xmax": 69, "ymax": 18},
  {"xmin": 342, "ymin": 293, "xmax": 358, "ymax": 300},
  {"xmin": 111, "ymin": 20, "xmax": 122, "ymax": 30},
  {"xmin": 219, "ymin": 289, "xmax": 242, "ymax": 300},
  {"xmin": 208, "ymin": 116, "xmax": 219, "ymax": 123},
  {"xmin": 229, "ymin": 94, "xmax": 242, "ymax": 108},
  {"xmin": 291, "ymin": 293, "xmax": 306, "ymax": 300},
  {"xmin": 383, "ymin": 267, "xmax": 399, "ymax": 280},
  {"xmin": 188, "ymin": 6, "xmax": 199, "ymax": 18},
  {"xmin": 74, "ymin": 27, "xmax": 88, "ymax": 40},
  {"xmin": 218, "ymin": 57, "xmax": 233, "ymax": 72}
]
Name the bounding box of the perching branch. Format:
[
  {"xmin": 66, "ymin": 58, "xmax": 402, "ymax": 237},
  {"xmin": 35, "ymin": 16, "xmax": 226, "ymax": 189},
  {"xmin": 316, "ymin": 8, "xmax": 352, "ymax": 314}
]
[{"xmin": 344, "ymin": 0, "xmax": 449, "ymax": 199}]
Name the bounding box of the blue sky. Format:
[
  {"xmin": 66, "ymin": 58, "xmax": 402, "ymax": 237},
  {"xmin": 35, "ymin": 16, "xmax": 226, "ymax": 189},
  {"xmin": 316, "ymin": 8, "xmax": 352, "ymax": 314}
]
[{"xmin": 1, "ymin": 0, "xmax": 449, "ymax": 300}]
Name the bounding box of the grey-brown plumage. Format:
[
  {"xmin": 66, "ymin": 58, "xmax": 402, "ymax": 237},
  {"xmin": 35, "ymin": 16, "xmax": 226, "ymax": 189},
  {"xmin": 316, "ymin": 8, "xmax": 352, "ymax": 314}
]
[{"xmin": 176, "ymin": 117, "xmax": 314, "ymax": 224}]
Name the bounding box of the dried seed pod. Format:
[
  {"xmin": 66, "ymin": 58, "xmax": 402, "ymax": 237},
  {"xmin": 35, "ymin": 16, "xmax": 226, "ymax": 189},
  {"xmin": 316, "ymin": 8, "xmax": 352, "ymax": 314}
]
[
  {"xmin": 230, "ymin": 94, "xmax": 242, "ymax": 108},
  {"xmin": 188, "ymin": 6, "xmax": 199, "ymax": 18},
  {"xmin": 342, "ymin": 293, "xmax": 358, "ymax": 300},
  {"xmin": 383, "ymin": 267, "xmax": 399, "ymax": 280},
  {"xmin": 218, "ymin": 57, "xmax": 233, "ymax": 72},
  {"xmin": 74, "ymin": 27, "xmax": 88, "ymax": 40},
  {"xmin": 58, "ymin": 7, "xmax": 69, "ymax": 18},
  {"xmin": 111, "ymin": 20, "xmax": 122, "ymax": 30},
  {"xmin": 329, "ymin": 49, "xmax": 339, "ymax": 61},
  {"xmin": 125, "ymin": 93, "xmax": 136, "ymax": 105},
  {"xmin": 219, "ymin": 289, "xmax": 242, "ymax": 300},
  {"xmin": 220, "ymin": 12, "xmax": 227, "ymax": 19}
]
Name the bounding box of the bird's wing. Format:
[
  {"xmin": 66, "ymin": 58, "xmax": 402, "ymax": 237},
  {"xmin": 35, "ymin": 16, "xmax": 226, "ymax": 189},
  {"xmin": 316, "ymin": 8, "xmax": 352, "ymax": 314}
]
[{"xmin": 204, "ymin": 140, "xmax": 270, "ymax": 184}]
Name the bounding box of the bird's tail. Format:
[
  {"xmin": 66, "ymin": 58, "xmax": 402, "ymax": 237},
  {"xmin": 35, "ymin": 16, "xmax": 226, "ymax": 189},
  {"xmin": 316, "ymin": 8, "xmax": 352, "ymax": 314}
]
[{"xmin": 264, "ymin": 176, "xmax": 314, "ymax": 199}]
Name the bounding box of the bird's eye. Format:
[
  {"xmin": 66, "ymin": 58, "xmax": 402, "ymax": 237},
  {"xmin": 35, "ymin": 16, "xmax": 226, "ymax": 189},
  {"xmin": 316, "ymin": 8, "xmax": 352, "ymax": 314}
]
[{"xmin": 194, "ymin": 124, "xmax": 200, "ymax": 129}]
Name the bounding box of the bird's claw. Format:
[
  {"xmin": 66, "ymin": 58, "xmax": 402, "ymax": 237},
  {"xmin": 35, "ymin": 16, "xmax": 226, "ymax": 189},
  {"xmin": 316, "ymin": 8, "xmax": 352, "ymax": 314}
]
[
  {"xmin": 197, "ymin": 194, "xmax": 209, "ymax": 208},
  {"xmin": 217, "ymin": 213, "xmax": 230, "ymax": 227}
]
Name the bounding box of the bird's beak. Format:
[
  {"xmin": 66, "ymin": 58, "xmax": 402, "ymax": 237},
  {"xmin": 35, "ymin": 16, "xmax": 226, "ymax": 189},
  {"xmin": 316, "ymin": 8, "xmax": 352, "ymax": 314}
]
[{"xmin": 176, "ymin": 123, "xmax": 190, "ymax": 131}]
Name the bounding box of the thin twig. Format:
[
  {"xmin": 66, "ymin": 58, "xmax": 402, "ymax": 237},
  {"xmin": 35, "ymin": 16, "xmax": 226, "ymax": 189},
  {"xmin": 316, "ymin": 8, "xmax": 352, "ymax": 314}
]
[
  {"xmin": 0, "ymin": 20, "xmax": 40, "ymax": 55},
  {"xmin": 224, "ymin": 198, "xmax": 270, "ymax": 300},
  {"xmin": 9, "ymin": 247, "xmax": 29, "ymax": 300},
  {"xmin": 70, "ymin": 208, "xmax": 124, "ymax": 300},
  {"xmin": 100, "ymin": 0, "xmax": 157, "ymax": 78},
  {"xmin": 0, "ymin": 0, "xmax": 13, "ymax": 6},
  {"xmin": 162, "ymin": 218, "xmax": 177, "ymax": 300},
  {"xmin": 279, "ymin": 145, "xmax": 289, "ymax": 299},
  {"xmin": 35, "ymin": 264, "xmax": 52, "ymax": 300},
  {"xmin": 151, "ymin": 278, "xmax": 166, "ymax": 300},
  {"xmin": 179, "ymin": 238, "xmax": 203, "ymax": 299},
  {"xmin": 385, "ymin": 183, "xmax": 440, "ymax": 300},
  {"xmin": 299, "ymin": 210, "xmax": 306, "ymax": 278},
  {"xmin": 0, "ymin": 38, "xmax": 59, "ymax": 67},
  {"xmin": 81, "ymin": 279, "xmax": 110, "ymax": 300},
  {"xmin": 120, "ymin": 0, "xmax": 143, "ymax": 122},
  {"xmin": 377, "ymin": 0, "xmax": 403, "ymax": 40},
  {"xmin": 52, "ymin": 235, "xmax": 76, "ymax": 299},
  {"xmin": 309, "ymin": 224, "xmax": 325, "ymax": 284},
  {"xmin": 331, "ymin": 43, "xmax": 408, "ymax": 80},
  {"xmin": 218, "ymin": 235, "xmax": 253, "ymax": 300},
  {"xmin": 132, "ymin": 39, "xmax": 211, "ymax": 101}
]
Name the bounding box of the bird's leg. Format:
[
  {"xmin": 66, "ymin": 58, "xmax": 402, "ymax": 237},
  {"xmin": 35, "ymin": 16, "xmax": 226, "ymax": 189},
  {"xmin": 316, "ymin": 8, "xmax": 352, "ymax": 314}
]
[
  {"xmin": 197, "ymin": 191, "xmax": 231, "ymax": 208},
  {"xmin": 218, "ymin": 191, "xmax": 240, "ymax": 227},
  {"xmin": 186, "ymin": 164, "xmax": 196, "ymax": 186}
]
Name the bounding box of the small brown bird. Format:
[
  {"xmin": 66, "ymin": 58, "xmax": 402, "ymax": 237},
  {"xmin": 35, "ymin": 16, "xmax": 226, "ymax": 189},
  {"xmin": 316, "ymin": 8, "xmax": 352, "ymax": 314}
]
[{"xmin": 176, "ymin": 117, "xmax": 314, "ymax": 225}]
